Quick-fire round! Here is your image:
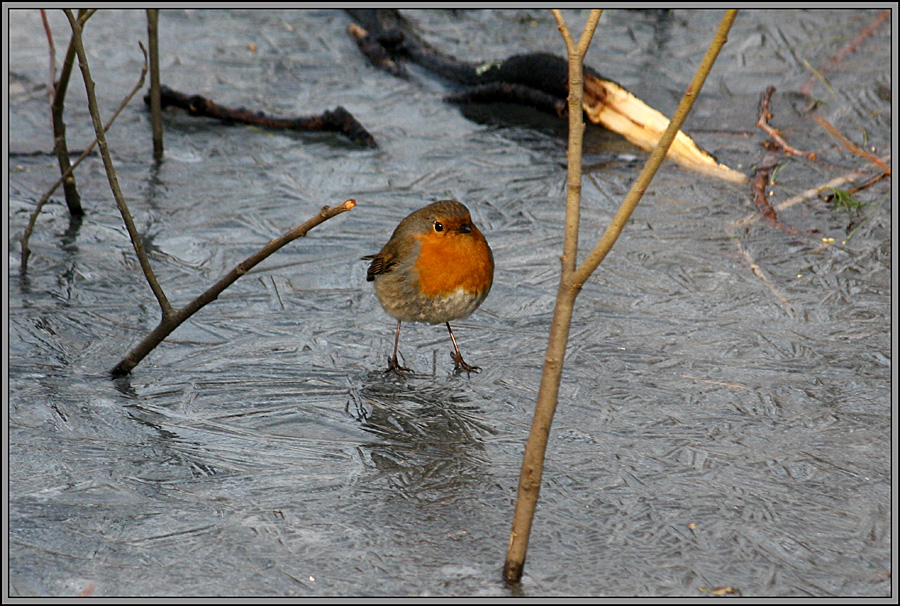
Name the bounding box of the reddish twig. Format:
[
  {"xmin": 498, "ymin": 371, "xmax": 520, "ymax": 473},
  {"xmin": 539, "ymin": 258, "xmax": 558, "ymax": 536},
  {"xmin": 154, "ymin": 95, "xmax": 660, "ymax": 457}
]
[
  {"xmin": 821, "ymin": 171, "xmax": 890, "ymax": 202},
  {"xmin": 801, "ymin": 10, "xmax": 890, "ymax": 97},
  {"xmin": 844, "ymin": 171, "xmax": 890, "ymax": 195},
  {"xmin": 812, "ymin": 114, "xmax": 892, "ymax": 175},
  {"xmin": 750, "ymin": 153, "xmax": 798, "ymax": 234},
  {"xmin": 150, "ymin": 85, "xmax": 377, "ymax": 148},
  {"xmin": 756, "ymin": 86, "xmax": 815, "ymax": 160},
  {"xmin": 733, "ymin": 154, "xmax": 889, "ymax": 231}
]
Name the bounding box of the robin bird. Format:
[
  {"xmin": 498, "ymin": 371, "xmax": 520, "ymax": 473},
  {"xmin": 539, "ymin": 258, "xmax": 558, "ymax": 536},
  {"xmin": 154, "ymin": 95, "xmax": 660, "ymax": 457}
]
[{"xmin": 363, "ymin": 200, "xmax": 494, "ymax": 374}]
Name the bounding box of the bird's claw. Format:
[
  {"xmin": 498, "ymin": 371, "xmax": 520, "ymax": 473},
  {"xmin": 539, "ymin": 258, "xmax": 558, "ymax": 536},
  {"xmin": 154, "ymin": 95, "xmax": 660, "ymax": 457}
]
[{"xmin": 452, "ymin": 352, "xmax": 481, "ymax": 375}]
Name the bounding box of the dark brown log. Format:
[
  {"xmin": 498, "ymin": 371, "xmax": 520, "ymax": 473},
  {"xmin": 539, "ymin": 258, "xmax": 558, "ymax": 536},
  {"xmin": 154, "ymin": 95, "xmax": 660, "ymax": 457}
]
[{"xmin": 147, "ymin": 85, "xmax": 377, "ymax": 148}]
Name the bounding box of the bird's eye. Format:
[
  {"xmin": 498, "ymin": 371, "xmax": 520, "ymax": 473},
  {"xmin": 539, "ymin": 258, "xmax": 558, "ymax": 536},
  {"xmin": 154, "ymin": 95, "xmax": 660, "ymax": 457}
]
[{"xmin": 433, "ymin": 221, "xmax": 444, "ymax": 232}]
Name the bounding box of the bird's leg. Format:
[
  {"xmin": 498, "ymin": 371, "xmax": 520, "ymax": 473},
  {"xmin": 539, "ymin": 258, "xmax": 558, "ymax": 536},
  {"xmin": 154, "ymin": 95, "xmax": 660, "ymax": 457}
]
[
  {"xmin": 446, "ymin": 322, "xmax": 480, "ymax": 374},
  {"xmin": 386, "ymin": 320, "xmax": 412, "ymax": 374}
]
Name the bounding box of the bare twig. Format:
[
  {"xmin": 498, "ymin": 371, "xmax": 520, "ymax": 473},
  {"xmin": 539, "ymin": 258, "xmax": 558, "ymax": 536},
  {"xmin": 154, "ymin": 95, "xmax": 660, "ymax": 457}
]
[
  {"xmin": 735, "ymin": 242, "xmax": 796, "ymax": 314},
  {"xmin": 725, "ymin": 196, "xmax": 798, "ymax": 315},
  {"xmin": 731, "ymin": 154, "xmax": 890, "ymax": 229},
  {"xmin": 504, "ymin": 9, "xmax": 739, "ymax": 584},
  {"xmin": 20, "ymin": 40, "xmax": 149, "ymax": 273},
  {"xmin": 40, "ymin": 10, "xmax": 56, "ymax": 103},
  {"xmin": 839, "ymin": 171, "xmax": 889, "ymax": 196},
  {"xmin": 812, "ymin": 114, "xmax": 891, "ymax": 174},
  {"xmin": 59, "ymin": 10, "xmax": 355, "ymax": 377},
  {"xmin": 64, "ymin": 9, "xmax": 173, "ymax": 316},
  {"xmin": 506, "ymin": 7, "xmax": 604, "ymax": 583},
  {"xmin": 725, "ymin": 154, "xmax": 889, "ymax": 312},
  {"xmin": 147, "ymin": 9, "xmax": 163, "ymax": 159},
  {"xmin": 749, "ymin": 152, "xmax": 799, "ymax": 234},
  {"xmin": 800, "ymin": 9, "xmax": 890, "ymax": 97},
  {"xmin": 755, "ymin": 86, "xmax": 815, "ymax": 160},
  {"xmin": 574, "ymin": 11, "xmax": 740, "ymax": 285},
  {"xmin": 47, "ymin": 9, "xmax": 95, "ymax": 217},
  {"xmin": 750, "ymin": 84, "xmax": 890, "ymax": 234},
  {"xmin": 109, "ymin": 200, "xmax": 357, "ymax": 376}
]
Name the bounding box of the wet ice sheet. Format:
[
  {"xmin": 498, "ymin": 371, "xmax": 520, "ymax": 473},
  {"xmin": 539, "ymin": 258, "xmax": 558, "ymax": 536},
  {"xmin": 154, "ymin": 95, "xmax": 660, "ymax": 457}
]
[{"xmin": 7, "ymin": 8, "xmax": 893, "ymax": 597}]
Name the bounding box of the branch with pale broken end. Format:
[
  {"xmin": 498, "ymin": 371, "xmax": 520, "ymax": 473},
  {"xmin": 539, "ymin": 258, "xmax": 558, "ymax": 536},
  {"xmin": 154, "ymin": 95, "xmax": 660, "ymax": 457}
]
[
  {"xmin": 347, "ymin": 9, "xmax": 748, "ymax": 184},
  {"xmin": 583, "ymin": 75, "xmax": 748, "ymax": 184}
]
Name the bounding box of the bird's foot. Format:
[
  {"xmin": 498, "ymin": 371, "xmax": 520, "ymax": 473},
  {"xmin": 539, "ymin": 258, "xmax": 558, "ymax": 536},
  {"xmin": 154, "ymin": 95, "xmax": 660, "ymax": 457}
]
[
  {"xmin": 451, "ymin": 352, "xmax": 481, "ymax": 375},
  {"xmin": 385, "ymin": 355, "xmax": 413, "ymax": 376}
]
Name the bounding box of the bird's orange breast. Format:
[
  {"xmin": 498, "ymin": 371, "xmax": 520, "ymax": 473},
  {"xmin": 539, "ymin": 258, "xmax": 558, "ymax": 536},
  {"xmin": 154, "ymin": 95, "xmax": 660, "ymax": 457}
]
[{"xmin": 413, "ymin": 230, "xmax": 494, "ymax": 299}]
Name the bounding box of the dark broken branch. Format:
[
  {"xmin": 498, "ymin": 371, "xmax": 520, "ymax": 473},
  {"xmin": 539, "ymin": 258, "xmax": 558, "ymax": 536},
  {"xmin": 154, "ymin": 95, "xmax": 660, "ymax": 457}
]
[
  {"xmin": 446, "ymin": 82, "xmax": 567, "ymax": 117},
  {"xmin": 148, "ymin": 85, "xmax": 377, "ymax": 148},
  {"xmin": 347, "ymin": 23, "xmax": 408, "ymax": 79},
  {"xmin": 147, "ymin": 9, "xmax": 163, "ymax": 158}
]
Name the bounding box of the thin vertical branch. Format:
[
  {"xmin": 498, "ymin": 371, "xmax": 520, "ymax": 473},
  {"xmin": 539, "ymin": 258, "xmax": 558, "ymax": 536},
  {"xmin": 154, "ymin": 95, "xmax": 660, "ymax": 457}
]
[
  {"xmin": 40, "ymin": 10, "xmax": 57, "ymax": 103},
  {"xmin": 504, "ymin": 8, "xmax": 602, "ymax": 584},
  {"xmin": 554, "ymin": 9, "xmax": 602, "ymax": 278},
  {"xmin": 146, "ymin": 9, "xmax": 163, "ymax": 159},
  {"xmin": 504, "ymin": 9, "xmax": 739, "ymax": 584},
  {"xmin": 63, "ymin": 9, "xmax": 173, "ymax": 317},
  {"xmin": 58, "ymin": 9, "xmax": 355, "ymax": 377},
  {"xmin": 47, "ymin": 9, "xmax": 94, "ymax": 217},
  {"xmin": 20, "ymin": 42, "xmax": 150, "ymax": 273}
]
